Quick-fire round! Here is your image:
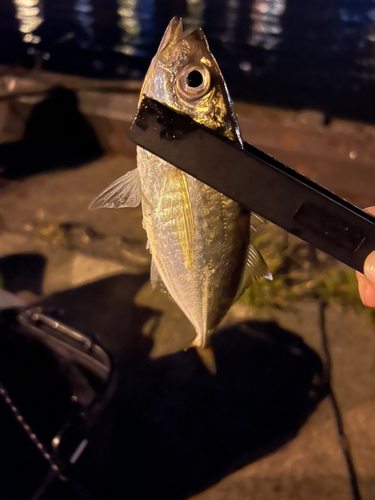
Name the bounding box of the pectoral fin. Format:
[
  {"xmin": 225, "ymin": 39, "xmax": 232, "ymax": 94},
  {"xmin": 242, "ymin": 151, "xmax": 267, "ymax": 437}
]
[
  {"xmin": 235, "ymin": 242, "xmax": 272, "ymax": 301},
  {"xmin": 162, "ymin": 171, "xmax": 194, "ymax": 269},
  {"xmin": 89, "ymin": 168, "xmax": 141, "ymax": 209}
]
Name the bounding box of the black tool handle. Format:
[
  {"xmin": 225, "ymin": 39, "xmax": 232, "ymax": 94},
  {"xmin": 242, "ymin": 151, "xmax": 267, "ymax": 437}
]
[{"xmin": 128, "ymin": 97, "xmax": 375, "ymax": 272}]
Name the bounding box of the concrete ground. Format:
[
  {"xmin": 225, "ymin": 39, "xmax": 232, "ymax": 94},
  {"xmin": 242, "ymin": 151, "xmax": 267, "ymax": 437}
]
[{"xmin": 0, "ymin": 70, "xmax": 374, "ymax": 499}]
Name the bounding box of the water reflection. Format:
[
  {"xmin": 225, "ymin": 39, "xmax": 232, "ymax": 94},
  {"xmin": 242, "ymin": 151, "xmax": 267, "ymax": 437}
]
[
  {"xmin": 116, "ymin": 0, "xmax": 155, "ymax": 56},
  {"xmin": 361, "ymin": 2, "xmax": 375, "ymax": 79},
  {"xmin": 184, "ymin": 0, "xmax": 206, "ymax": 29},
  {"xmin": 1, "ymin": 0, "xmax": 375, "ymax": 121},
  {"xmin": 249, "ymin": 0, "xmax": 286, "ymax": 49},
  {"xmin": 13, "ymin": 0, "xmax": 44, "ymax": 45},
  {"xmin": 366, "ymin": 7, "xmax": 375, "ymax": 73},
  {"xmin": 74, "ymin": 0, "xmax": 94, "ymax": 48},
  {"xmin": 221, "ymin": 0, "xmax": 240, "ymax": 43}
]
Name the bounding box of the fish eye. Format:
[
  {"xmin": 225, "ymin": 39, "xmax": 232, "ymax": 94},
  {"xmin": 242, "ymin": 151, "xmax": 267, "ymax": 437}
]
[
  {"xmin": 176, "ymin": 65, "xmax": 211, "ymax": 100},
  {"xmin": 186, "ymin": 70, "xmax": 203, "ymax": 88}
]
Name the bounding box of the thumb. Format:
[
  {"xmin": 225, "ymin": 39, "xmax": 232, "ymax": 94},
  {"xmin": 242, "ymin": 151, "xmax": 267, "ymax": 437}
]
[{"xmin": 364, "ymin": 250, "xmax": 375, "ymax": 287}]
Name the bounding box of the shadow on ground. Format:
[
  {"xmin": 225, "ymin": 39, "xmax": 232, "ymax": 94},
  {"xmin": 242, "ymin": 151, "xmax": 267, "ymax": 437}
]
[
  {"xmin": 0, "ymin": 253, "xmax": 46, "ymax": 294},
  {"xmin": 0, "ymin": 273, "xmax": 328, "ymax": 500},
  {"xmin": 108, "ymin": 321, "xmax": 328, "ymax": 500},
  {"xmin": 0, "ymin": 87, "xmax": 103, "ymax": 179}
]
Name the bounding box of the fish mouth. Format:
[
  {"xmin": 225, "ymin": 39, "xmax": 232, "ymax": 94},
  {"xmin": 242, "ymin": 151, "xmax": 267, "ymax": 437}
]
[
  {"xmin": 170, "ymin": 16, "xmax": 202, "ymax": 40},
  {"xmin": 168, "ymin": 16, "xmax": 184, "ymax": 39},
  {"xmin": 159, "ymin": 16, "xmax": 206, "ymax": 51}
]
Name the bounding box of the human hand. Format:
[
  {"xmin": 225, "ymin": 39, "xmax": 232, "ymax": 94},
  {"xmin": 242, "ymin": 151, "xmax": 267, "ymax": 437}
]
[{"xmin": 356, "ymin": 207, "xmax": 375, "ymax": 307}]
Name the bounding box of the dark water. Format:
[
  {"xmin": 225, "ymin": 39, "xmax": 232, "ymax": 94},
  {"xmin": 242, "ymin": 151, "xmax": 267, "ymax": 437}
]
[{"xmin": 1, "ymin": 0, "xmax": 375, "ymax": 121}]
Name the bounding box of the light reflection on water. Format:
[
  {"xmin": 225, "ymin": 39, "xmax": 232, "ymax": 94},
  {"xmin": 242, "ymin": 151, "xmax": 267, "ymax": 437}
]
[
  {"xmin": 13, "ymin": 0, "xmax": 43, "ymax": 45},
  {"xmin": 338, "ymin": 0, "xmax": 375, "ymax": 79},
  {"xmin": 6, "ymin": 0, "xmax": 375, "ymax": 61},
  {"xmin": 184, "ymin": 0, "xmax": 206, "ymax": 29},
  {"xmin": 362, "ymin": 2, "xmax": 375, "ymax": 79},
  {"xmin": 2, "ymin": 0, "xmax": 375, "ymax": 120},
  {"xmin": 249, "ymin": 0, "xmax": 286, "ymax": 49},
  {"xmin": 116, "ymin": 0, "xmax": 155, "ymax": 56},
  {"xmin": 217, "ymin": 0, "xmax": 285, "ymax": 49},
  {"xmin": 220, "ymin": 0, "xmax": 240, "ymax": 43},
  {"xmin": 74, "ymin": 0, "xmax": 94, "ymax": 48}
]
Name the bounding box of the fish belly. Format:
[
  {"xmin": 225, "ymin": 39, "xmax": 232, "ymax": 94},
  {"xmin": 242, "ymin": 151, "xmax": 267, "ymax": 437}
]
[{"xmin": 138, "ymin": 147, "xmax": 249, "ymax": 346}]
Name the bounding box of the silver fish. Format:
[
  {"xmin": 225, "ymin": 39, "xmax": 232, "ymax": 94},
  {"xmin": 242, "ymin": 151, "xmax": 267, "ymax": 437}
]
[{"xmin": 91, "ymin": 17, "xmax": 271, "ymax": 371}]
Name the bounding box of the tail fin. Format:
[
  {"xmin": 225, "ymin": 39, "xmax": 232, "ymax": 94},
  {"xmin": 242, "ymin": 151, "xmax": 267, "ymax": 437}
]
[
  {"xmin": 189, "ymin": 339, "xmax": 216, "ymax": 374},
  {"xmin": 196, "ymin": 346, "xmax": 216, "ymax": 374}
]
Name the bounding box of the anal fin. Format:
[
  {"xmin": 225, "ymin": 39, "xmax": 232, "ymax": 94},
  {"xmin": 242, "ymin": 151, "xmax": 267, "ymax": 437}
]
[{"xmin": 235, "ymin": 241, "xmax": 272, "ymax": 301}]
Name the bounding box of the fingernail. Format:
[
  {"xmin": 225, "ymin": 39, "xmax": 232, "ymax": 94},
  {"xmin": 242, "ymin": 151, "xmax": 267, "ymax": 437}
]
[{"xmin": 364, "ymin": 251, "xmax": 375, "ymax": 286}]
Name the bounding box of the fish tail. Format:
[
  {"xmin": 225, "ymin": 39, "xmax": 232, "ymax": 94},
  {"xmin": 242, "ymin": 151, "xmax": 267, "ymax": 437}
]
[
  {"xmin": 190, "ymin": 333, "xmax": 216, "ymax": 374},
  {"xmin": 196, "ymin": 346, "xmax": 216, "ymax": 374}
]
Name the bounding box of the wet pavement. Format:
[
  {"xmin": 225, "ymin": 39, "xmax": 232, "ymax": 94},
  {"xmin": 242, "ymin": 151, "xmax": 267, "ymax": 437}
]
[{"xmin": 0, "ymin": 73, "xmax": 374, "ymax": 500}]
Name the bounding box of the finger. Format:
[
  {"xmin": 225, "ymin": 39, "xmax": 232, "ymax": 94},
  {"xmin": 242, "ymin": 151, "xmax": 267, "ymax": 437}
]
[
  {"xmin": 357, "ymin": 272, "xmax": 368, "ymax": 305},
  {"xmin": 357, "ymin": 207, "xmax": 375, "ymax": 307},
  {"xmin": 360, "ymin": 278, "xmax": 375, "ymax": 308},
  {"xmin": 357, "ymin": 268, "xmax": 375, "ymax": 307},
  {"xmin": 364, "ymin": 250, "xmax": 375, "ymax": 288}
]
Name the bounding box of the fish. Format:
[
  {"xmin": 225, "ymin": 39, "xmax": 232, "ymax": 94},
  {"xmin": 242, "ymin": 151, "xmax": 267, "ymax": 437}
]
[{"xmin": 90, "ymin": 17, "xmax": 272, "ymax": 373}]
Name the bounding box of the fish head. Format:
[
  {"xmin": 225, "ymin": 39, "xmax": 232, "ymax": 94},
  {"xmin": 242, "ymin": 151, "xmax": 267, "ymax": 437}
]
[{"xmin": 141, "ymin": 17, "xmax": 241, "ymax": 143}]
